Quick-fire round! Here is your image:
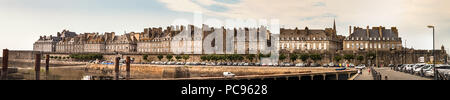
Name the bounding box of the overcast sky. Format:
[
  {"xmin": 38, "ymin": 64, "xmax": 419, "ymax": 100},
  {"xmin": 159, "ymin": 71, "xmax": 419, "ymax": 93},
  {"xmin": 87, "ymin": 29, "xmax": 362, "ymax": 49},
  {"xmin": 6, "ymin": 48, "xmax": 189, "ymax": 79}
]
[{"xmin": 0, "ymin": 0, "xmax": 449, "ymax": 56}]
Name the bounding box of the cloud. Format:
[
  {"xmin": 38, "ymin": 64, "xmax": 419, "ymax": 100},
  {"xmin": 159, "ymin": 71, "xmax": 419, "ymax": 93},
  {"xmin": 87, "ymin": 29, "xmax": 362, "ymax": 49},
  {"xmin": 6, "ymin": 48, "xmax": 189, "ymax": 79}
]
[{"xmin": 157, "ymin": 0, "xmax": 450, "ymax": 49}]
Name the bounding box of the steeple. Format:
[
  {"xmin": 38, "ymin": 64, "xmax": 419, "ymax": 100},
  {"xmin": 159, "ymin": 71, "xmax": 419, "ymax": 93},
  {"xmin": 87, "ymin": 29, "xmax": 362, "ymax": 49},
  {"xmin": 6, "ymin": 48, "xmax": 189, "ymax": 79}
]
[{"xmin": 333, "ymin": 18, "xmax": 336, "ymax": 33}]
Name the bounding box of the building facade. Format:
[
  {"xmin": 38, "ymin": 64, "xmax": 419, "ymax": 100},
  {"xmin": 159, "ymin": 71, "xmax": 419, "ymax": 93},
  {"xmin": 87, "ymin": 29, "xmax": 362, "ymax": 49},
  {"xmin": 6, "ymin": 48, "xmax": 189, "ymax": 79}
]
[
  {"xmin": 343, "ymin": 26, "xmax": 402, "ymax": 51},
  {"xmin": 279, "ymin": 21, "xmax": 343, "ymax": 53}
]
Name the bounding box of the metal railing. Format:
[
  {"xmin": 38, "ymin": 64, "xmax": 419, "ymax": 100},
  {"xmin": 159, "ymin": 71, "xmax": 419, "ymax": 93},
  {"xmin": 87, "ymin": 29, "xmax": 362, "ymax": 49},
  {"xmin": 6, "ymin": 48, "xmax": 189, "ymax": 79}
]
[{"xmin": 370, "ymin": 67, "xmax": 382, "ymax": 80}]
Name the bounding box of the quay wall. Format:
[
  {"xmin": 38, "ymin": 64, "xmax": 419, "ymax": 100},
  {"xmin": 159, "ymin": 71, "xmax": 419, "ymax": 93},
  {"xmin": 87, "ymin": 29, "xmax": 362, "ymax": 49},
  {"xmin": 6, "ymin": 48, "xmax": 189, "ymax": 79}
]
[{"xmin": 86, "ymin": 64, "xmax": 356, "ymax": 78}]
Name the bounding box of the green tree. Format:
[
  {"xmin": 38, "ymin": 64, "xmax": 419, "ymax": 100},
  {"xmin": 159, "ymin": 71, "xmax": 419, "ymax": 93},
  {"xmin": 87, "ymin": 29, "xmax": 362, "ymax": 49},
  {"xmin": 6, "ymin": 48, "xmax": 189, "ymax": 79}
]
[
  {"xmin": 143, "ymin": 54, "xmax": 149, "ymax": 61},
  {"xmin": 157, "ymin": 55, "xmax": 164, "ymax": 61},
  {"xmin": 334, "ymin": 55, "xmax": 342, "ymax": 62},
  {"xmin": 366, "ymin": 53, "xmax": 376, "ymax": 61},
  {"xmin": 166, "ymin": 54, "xmax": 173, "ymax": 61},
  {"xmin": 344, "ymin": 54, "xmax": 355, "ymax": 62},
  {"xmin": 182, "ymin": 55, "xmax": 190, "ymax": 62},
  {"xmin": 357, "ymin": 55, "xmax": 364, "ymax": 64},
  {"xmin": 247, "ymin": 54, "xmax": 256, "ymax": 62},
  {"xmin": 279, "ymin": 54, "xmax": 287, "ymax": 62},
  {"xmin": 290, "ymin": 54, "xmax": 298, "ymax": 63},
  {"xmin": 299, "ymin": 54, "xmax": 310, "ymax": 62},
  {"xmin": 310, "ymin": 54, "xmax": 323, "ymax": 63}
]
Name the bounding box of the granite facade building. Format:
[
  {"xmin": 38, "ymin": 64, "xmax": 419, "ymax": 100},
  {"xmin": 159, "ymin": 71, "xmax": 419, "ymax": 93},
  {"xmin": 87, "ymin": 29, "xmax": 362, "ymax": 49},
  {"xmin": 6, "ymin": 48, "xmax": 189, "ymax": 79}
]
[
  {"xmin": 279, "ymin": 20, "xmax": 344, "ymax": 53},
  {"xmin": 344, "ymin": 26, "xmax": 402, "ymax": 51}
]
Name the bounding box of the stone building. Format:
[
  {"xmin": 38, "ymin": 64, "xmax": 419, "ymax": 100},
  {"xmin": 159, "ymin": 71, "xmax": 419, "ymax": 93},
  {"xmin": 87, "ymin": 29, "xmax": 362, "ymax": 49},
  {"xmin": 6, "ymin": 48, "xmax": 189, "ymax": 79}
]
[
  {"xmin": 343, "ymin": 26, "xmax": 402, "ymax": 51},
  {"xmin": 279, "ymin": 20, "xmax": 343, "ymax": 53},
  {"xmin": 33, "ymin": 35, "xmax": 59, "ymax": 52},
  {"xmin": 105, "ymin": 32, "xmax": 138, "ymax": 53},
  {"xmin": 137, "ymin": 26, "xmax": 179, "ymax": 54}
]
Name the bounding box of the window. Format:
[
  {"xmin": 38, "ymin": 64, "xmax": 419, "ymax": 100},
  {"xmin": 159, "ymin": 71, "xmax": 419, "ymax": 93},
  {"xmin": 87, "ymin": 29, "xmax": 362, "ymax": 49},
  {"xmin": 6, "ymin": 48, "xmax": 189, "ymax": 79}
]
[
  {"xmin": 313, "ymin": 43, "xmax": 316, "ymax": 50},
  {"xmin": 319, "ymin": 43, "xmax": 322, "ymax": 50}
]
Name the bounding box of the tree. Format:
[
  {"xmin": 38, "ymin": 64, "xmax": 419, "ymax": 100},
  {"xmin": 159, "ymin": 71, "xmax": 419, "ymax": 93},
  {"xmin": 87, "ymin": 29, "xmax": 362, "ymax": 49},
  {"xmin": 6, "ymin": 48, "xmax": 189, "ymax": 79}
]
[
  {"xmin": 366, "ymin": 53, "xmax": 376, "ymax": 61},
  {"xmin": 143, "ymin": 54, "xmax": 149, "ymax": 61},
  {"xmin": 310, "ymin": 54, "xmax": 323, "ymax": 63},
  {"xmin": 344, "ymin": 54, "xmax": 355, "ymax": 63},
  {"xmin": 357, "ymin": 55, "xmax": 364, "ymax": 64},
  {"xmin": 247, "ymin": 54, "xmax": 256, "ymax": 62},
  {"xmin": 290, "ymin": 54, "xmax": 298, "ymax": 63},
  {"xmin": 334, "ymin": 55, "xmax": 342, "ymax": 62},
  {"xmin": 166, "ymin": 54, "xmax": 173, "ymax": 61},
  {"xmin": 299, "ymin": 54, "xmax": 310, "ymax": 63},
  {"xmin": 157, "ymin": 55, "xmax": 164, "ymax": 61},
  {"xmin": 199, "ymin": 55, "xmax": 206, "ymax": 62},
  {"xmin": 182, "ymin": 55, "xmax": 190, "ymax": 62},
  {"xmin": 279, "ymin": 54, "xmax": 287, "ymax": 62},
  {"xmin": 176, "ymin": 55, "xmax": 182, "ymax": 61},
  {"xmin": 237, "ymin": 55, "xmax": 244, "ymax": 62}
]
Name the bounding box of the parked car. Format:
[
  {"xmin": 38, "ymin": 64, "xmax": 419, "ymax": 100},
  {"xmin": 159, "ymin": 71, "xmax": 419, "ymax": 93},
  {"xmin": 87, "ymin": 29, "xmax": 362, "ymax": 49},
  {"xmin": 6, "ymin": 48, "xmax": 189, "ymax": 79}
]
[
  {"xmin": 295, "ymin": 63, "xmax": 306, "ymax": 67},
  {"xmin": 355, "ymin": 64, "xmax": 366, "ymax": 69},
  {"xmin": 255, "ymin": 63, "xmax": 261, "ymax": 66},
  {"xmin": 322, "ymin": 64, "xmax": 329, "ymax": 67},
  {"xmin": 223, "ymin": 72, "xmax": 236, "ymax": 78},
  {"xmin": 328, "ymin": 62, "xmax": 336, "ymax": 67},
  {"xmin": 310, "ymin": 63, "xmax": 320, "ymax": 67},
  {"xmin": 426, "ymin": 64, "xmax": 450, "ymax": 77},
  {"xmin": 349, "ymin": 63, "xmax": 355, "ymax": 67}
]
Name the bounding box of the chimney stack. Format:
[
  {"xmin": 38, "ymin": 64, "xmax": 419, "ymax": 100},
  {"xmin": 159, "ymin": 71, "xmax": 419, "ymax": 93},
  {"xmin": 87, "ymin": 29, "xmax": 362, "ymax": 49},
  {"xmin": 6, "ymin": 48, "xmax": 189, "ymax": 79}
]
[
  {"xmin": 379, "ymin": 26, "xmax": 383, "ymax": 38},
  {"xmin": 366, "ymin": 26, "xmax": 370, "ymax": 38},
  {"xmin": 349, "ymin": 26, "xmax": 352, "ymax": 35}
]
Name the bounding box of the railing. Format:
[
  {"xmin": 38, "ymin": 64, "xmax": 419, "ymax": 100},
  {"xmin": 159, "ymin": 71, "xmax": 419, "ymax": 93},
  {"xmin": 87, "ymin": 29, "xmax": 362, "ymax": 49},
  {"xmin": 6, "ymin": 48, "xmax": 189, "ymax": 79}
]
[
  {"xmin": 436, "ymin": 70, "xmax": 449, "ymax": 80},
  {"xmin": 370, "ymin": 67, "xmax": 382, "ymax": 80}
]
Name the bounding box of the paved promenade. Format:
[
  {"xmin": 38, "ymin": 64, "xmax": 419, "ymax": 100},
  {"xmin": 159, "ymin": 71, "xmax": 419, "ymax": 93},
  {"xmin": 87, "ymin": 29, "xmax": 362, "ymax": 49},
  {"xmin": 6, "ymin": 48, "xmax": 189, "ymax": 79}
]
[
  {"xmin": 375, "ymin": 68, "xmax": 431, "ymax": 80},
  {"xmin": 355, "ymin": 69, "xmax": 373, "ymax": 80},
  {"xmin": 355, "ymin": 67, "xmax": 431, "ymax": 80}
]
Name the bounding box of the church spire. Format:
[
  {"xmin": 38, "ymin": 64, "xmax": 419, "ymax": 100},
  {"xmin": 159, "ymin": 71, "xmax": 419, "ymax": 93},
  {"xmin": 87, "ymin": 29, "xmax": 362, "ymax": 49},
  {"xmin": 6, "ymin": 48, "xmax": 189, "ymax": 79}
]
[{"xmin": 333, "ymin": 18, "xmax": 337, "ymax": 33}]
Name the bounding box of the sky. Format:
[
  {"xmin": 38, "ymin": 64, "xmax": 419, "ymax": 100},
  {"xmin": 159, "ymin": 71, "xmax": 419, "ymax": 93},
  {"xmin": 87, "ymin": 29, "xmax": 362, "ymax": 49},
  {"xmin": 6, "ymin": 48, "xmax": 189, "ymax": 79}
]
[{"xmin": 0, "ymin": 0, "xmax": 449, "ymax": 56}]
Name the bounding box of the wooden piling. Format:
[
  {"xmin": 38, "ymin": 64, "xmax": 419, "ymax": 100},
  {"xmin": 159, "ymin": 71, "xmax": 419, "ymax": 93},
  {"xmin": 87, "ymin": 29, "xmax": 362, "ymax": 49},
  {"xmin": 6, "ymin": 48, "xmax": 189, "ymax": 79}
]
[
  {"xmin": 35, "ymin": 53, "xmax": 41, "ymax": 80},
  {"xmin": 126, "ymin": 56, "xmax": 130, "ymax": 72},
  {"xmin": 45, "ymin": 55, "xmax": 50, "ymax": 71},
  {"xmin": 2, "ymin": 49, "xmax": 8, "ymax": 72},
  {"xmin": 115, "ymin": 57, "xmax": 120, "ymax": 73},
  {"xmin": 35, "ymin": 54, "xmax": 41, "ymax": 72}
]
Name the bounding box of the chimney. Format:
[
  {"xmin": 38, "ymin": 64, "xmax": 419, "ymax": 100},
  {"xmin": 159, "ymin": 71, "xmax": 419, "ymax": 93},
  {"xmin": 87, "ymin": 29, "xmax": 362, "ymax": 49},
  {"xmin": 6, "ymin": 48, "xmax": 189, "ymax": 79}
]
[
  {"xmin": 392, "ymin": 27, "xmax": 398, "ymax": 37},
  {"xmin": 349, "ymin": 26, "xmax": 352, "ymax": 35},
  {"xmin": 366, "ymin": 26, "xmax": 370, "ymax": 38},
  {"xmin": 379, "ymin": 26, "xmax": 383, "ymax": 38}
]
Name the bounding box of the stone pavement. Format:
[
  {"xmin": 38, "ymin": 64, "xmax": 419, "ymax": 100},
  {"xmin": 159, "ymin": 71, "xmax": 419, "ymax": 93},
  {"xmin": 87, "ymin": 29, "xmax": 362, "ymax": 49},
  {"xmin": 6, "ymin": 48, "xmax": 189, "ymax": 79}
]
[
  {"xmin": 355, "ymin": 69, "xmax": 373, "ymax": 80},
  {"xmin": 374, "ymin": 68, "xmax": 431, "ymax": 80}
]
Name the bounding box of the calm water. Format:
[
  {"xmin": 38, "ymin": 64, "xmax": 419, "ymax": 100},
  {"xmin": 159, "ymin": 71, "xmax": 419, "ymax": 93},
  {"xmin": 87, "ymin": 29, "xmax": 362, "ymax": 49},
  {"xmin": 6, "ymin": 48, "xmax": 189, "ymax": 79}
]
[{"xmin": 0, "ymin": 62, "xmax": 197, "ymax": 80}]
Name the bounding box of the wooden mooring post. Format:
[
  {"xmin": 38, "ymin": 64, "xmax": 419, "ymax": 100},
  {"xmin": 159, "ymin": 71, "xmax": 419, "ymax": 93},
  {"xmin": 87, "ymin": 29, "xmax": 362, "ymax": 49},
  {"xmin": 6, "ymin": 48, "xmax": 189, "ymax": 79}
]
[
  {"xmin": 126, "ymin": 56, "xmax": 130, "ymax": 72},
  {"xmin": 35, "ymin": 53, "xmax": 41, "ymax": 80},
  {"xmin": 45, "ymin": 55, "xmax": 50, "ymax": 71},
  {"xmin": 115, "ymin": 57, "xmax": 120, "ymax": 80},
  {"xmin": 1, "ymin": 49, "xmax": 9, "ymax": 79},
  {"xmin": 126, "ymin": 56, "xmax": 131, "ymax": 80},
  {"xmin": 2, "ymin": 49, "xmax": 8, "ymax": 72}
]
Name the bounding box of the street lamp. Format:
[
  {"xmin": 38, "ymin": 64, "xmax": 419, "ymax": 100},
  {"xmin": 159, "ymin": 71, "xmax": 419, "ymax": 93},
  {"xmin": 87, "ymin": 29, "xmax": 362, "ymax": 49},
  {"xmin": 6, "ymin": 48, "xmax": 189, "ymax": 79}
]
[{"xmin": 427, "ymin": 25, "xmax": 436, "ymax": 80}]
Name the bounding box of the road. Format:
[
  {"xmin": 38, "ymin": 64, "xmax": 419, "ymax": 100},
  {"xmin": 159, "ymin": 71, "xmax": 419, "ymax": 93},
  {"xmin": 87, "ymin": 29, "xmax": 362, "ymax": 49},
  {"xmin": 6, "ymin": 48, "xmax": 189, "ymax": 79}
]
[
  {"xmin": 375, "ymin": 68, "xmax": 431, "ymax": 80},
  {"xmin": 355, "ymin": 67, "xmax": 431, "ymax": 80},
  {"xmin": 355, "ymin": 68, "xmax": 373, "ymax": 80}
]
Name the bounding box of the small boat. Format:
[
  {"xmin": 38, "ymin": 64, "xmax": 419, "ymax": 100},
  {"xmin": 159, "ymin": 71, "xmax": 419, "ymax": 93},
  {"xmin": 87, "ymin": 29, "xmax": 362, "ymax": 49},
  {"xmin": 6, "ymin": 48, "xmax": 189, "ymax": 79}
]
[{"xmin": 335, "ymin": 68, "xmax": 347, "ymax": 71}]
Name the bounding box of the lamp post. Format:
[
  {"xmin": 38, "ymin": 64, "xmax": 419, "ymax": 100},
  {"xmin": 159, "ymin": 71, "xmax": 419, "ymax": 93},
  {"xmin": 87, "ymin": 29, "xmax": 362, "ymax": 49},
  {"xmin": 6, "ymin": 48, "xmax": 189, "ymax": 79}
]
[{"xmin": 427, "ymin": 25, "xmax": 436, "ymax": 80}]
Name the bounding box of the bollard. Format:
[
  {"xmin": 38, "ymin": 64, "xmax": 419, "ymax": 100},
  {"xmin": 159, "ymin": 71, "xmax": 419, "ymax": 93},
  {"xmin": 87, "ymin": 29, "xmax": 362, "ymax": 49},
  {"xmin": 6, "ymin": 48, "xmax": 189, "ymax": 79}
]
[
  {"xmin": 2, "ymin": 49, "xmax": 8, "ymax": 73},
  {"xmin": 45, "ymin": 55, "xmax": 50, "ymax": 71},
  {"xmin": 35, "ymin": 54, "xmax": 41, "ymax": 72},
  {"xmin": 126, "ymin": 56, "xmax": 130, "ymax": 72},
  {"xmin": 115, "ymin": 57, "xmax": 120, "ymax": 73},
  {"xmin": 35, "ymin": 54, "xmax": 41, "ymax": 80}
]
